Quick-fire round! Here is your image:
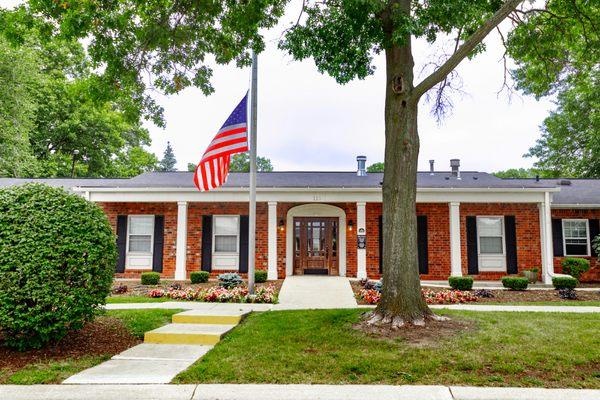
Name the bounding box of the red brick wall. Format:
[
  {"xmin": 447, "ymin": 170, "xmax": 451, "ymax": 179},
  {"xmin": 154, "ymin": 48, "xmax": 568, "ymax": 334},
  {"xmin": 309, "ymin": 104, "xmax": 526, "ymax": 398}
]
[
  {"xmin": 459, "ymin": 203, "xmax": 542, "ymax": 280},
  {"xmin": 551, "ymin": 209, "xmax": 600, "ymax": 282}
]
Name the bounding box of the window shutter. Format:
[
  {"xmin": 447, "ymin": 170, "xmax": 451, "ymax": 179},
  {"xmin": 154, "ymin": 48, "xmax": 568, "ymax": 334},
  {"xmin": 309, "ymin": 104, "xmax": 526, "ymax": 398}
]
[
  {"xmin": 201, "ymin": 215, "xmax": 213, "ymax": 272},
  {"xmin": 378, "ymin": 215, "xmax": 383, "ymax": 274},
  {"xmin": 590, "ymin": 219, "xmax": 600, "ymax": 257},
  {"xmin": 116, "ymin": 215, "xmax": 127, "ymax": 273},
  {"xmin": 466, "ymin": 216, "xmax": 479, "ymax": 274},
  {"xmin": 504, "ymin": 216, "xmax": 518, "ymax": 274},
  {"xmin": 239, "ymin": 215, "xmax": 249, "ymax": 273},
  {"xmin": 552, "ymin": 219, "xmax": 564, "ymax": 257},
  {"xmin": 152, "ymin": 215, "xmax": 164, "ymax": 273},
  {"xmin": 417, "ymin": 215, "xmax": 428, "ymax": 274}
]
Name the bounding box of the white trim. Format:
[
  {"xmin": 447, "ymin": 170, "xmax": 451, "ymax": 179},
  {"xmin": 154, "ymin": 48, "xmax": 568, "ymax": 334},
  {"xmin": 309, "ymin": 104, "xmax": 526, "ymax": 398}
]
[
  {"xmin": 267, "ymin": 202, "xmax": 278, "ymax": 280},
  {"xmin": 449, "ymin": 202, "xmax": 462, "ymax": 276},
  {"xmin": 562, "ymin": 218, "xmax": 591, "ymax": 257},
  {"xmin": 285, "ymin": 204, "xmax": 346, "ymax": 277},
  {"xmin": 211, "ymin": 215, "xmax": 240, "ymax": 271},
  {"xmin": 126, "ymin": 215, "xmax": 154, "ymax": 270},
  {"xmin": 175, "ymin": 201, "xmax": 188, "ymax": 280},
  {"xmin": 476, "ymin": 216, "xmax": 506, "ymax": 272},
  {"xmin": 356, "ymin": 202, "xmax": 367, "ymax": 279}
]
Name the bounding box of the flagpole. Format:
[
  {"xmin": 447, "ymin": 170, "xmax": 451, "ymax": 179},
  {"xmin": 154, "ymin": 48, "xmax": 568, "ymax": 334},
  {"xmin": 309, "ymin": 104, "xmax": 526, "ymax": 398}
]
[{"xmin": 248, "ymin": 51, "xmax": 258, "ymax": 295}]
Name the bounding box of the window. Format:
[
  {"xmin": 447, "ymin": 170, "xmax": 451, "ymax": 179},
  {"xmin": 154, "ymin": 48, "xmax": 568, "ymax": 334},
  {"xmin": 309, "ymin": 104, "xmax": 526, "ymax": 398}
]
[
  {"xmin": 477, "ymin": 217, "xmax": 504, "ymax": 254},
  {"xmin": 128, "ymin": 216, "xmax": 154, "ymax": 253},
  {"xmin": 563, "ymin": 219, "xmax": 589, "ymax": 256},
  {"xmin": 213, "ymin": 216, "xmax": 239, "ymax": 253}
]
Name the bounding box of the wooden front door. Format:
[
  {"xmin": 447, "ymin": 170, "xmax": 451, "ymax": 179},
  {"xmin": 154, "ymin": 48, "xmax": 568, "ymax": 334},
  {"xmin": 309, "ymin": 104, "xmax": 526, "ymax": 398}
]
[{"xmin": 293, "ymin": 217, "xmax": 338, "ymax": 275}]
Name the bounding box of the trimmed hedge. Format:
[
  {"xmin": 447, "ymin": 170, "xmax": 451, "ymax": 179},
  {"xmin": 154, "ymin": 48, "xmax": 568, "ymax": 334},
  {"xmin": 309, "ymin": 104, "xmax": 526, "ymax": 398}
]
[
  {"xmin": 141, "ymin": 272, "xmax": 160, "ymax": 285},
  {"xmin": 0, "ymin": 183, "xmax": 116, "ymax": 350},
  {"xmin": 552, "ymin": 276, "xmax": 578, "ymax": 290},
  {"xmin": 190, "ymin": 271, "xmax": 210, "ymax": 284},
  {"xmin": 448, "ymin": 276, "xmax": 474, "ymax": 291},
  {"xmin": 255, "ymin": 270, "xmax": 268, "ymax": 283},
  {"xmin": 560, "ymin": 258, "xmax": 590, "ymax": 280},
  {"xmin": 501, "ymin": 276, "xmax": 528, "ymax": 291}
]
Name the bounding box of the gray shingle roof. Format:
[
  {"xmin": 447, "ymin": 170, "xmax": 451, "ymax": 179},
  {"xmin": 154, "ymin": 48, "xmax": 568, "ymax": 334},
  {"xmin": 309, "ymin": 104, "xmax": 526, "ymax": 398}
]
[{"xmin": 507, "ymin": 178, "xmax": 600, "ymax": 205}]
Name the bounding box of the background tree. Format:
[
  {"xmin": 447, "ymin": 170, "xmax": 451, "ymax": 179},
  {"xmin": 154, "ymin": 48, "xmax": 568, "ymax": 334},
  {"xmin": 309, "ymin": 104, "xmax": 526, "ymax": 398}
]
[
  {"xmin": 367, "ymin": 162, "xmax": 385, "ymax": 173},
  {"xmin": 230, "ymin": 153, "xmax": 274, "ymax": 172},
  {"xmin": 157, "ymin": 142, "xmax": 177, "ymax": 172},
  {"xmin": 492, "ymin": 168, "xmax": 555, "ymax": 179},
  {"xmin": 187, "ymin": 163, "xmax": 197, "ymax": 172},
  {"xmin": 27, "ymin": 0, "xmax": 597, "ymax": 326}
]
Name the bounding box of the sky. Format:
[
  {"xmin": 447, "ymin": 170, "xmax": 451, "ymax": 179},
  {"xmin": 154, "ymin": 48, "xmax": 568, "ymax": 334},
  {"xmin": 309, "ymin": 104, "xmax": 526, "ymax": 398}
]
[{"xmin": 3, "ymin": 0, "xmax": 555, "ymax": 173}]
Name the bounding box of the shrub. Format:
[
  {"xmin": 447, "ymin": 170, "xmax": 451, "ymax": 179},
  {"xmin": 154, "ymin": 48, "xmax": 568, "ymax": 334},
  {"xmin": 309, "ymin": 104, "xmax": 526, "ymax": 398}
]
[
  {"xmin": 561, "ymin": 258, "xmax": 590, "ymax": 280},
  {"xmin": 448, "ymin": 276, "xmax": 474, "ymax": 291},
  {"xmin": 552, "ymin": 276, "xmax": 578, "ymax": 290},
  {"xmin": 218, "ymin": 273, "xmax": 243, "ymax": 289},
  {"xmin": 112, "ymin": 285, "xmax": 128, "ymax": 295},
  {"xmin": 0, "ymin": 183, "xmax": 116, "ymax": 350},
  {"xmin": 501, "ymin": 276, "xmax": 528, "ymax": 291},
  {"xmin": 255, "ymin": 269, "xmax": 268, "ymax": 283},
  {"xmin": 474, "ymin": 289, "xmax": 494, "ymax": 298},
  {"xmin": 593, "ymin": 235, "xmax": 600, "ymax": 260},
  {"xmin": 373, "ymin": 280, "xmax": 382, "ymax": 293},
  {"xmin": 141, "ymin": 272, "xmax": 160, "ymax": 285},
  {"xmin": 558, "ymin": 288, "xmax": 578, "ymax": 300},
  {"xmin": 190, "ymin": 271, "xmax": 209, "ymax": 284}
]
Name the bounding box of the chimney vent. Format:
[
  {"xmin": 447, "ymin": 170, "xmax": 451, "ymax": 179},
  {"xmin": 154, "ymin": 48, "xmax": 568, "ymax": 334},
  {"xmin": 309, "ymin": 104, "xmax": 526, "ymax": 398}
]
[
  {"xmin": 450, "ymin": 159, "xmax": 461, "ymax": 179},
  {"xmin": 356, "ymin": 155, "xmax": 367, "ymax": 176},
  {"xmin": 429, "ymin": 160, "xmax": 435, "ymax": 175}
]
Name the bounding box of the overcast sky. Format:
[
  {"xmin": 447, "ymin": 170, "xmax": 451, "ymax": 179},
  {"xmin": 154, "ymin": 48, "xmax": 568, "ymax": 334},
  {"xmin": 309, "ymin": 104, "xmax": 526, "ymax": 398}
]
[{"xmin": 4, "ymin": 0, "xmax": 555, "ymax": 173}]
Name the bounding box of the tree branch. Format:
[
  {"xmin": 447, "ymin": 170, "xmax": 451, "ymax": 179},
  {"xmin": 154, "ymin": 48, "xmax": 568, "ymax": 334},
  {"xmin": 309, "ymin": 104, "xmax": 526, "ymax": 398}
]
[{"xmin": 413, "ymin": 0, "xmax": 524, "ymax": 99}]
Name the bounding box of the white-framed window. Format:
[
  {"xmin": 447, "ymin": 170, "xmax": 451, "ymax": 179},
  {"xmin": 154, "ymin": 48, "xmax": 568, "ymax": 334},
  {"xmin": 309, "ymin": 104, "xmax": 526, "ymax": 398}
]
[
  {"xmin": 128, "ymin": 215, "xmax": 154, "ymax": 253},
  {"xmin": 562, "ymin": 219, "xmax": 590, "ymax": 256},
  {"xmin": 213, "ymin": 216, "xmax": 239, "ymax": 253},
  {"xmin": 477, "ymin": 216, "xmax": 506, "ymax": 271}
]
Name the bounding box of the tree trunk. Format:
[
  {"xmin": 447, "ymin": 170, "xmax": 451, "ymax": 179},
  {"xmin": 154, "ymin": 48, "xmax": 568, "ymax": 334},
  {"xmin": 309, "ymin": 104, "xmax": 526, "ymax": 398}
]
[{"xmin": 371, "ymin": 15, "xmax": 432, "ymax": 327}]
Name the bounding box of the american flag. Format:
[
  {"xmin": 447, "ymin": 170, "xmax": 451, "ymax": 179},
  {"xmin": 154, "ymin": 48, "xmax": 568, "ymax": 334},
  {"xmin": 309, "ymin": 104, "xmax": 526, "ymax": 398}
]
[{"xmin": 193, "ymin": 93, "xmax": 249, "ymax": 191}]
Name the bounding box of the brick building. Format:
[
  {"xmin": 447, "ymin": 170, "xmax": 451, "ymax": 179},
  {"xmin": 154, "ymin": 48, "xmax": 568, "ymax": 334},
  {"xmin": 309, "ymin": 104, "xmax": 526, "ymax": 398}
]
[{"xmin": 2, "ymin": 158, "xmax": 599, "ymax": 282}]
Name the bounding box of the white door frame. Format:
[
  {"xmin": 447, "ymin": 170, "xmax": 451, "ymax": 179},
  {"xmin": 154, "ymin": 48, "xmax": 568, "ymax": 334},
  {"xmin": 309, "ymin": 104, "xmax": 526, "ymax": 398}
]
[{"xmin": 286, "ymin": 204, "xmax": 347, "ymax": 277}]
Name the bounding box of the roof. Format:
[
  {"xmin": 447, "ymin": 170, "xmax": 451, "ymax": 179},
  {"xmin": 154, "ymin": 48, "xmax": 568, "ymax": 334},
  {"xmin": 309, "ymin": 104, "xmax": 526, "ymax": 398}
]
[
  {"xmin": 507, "ymin": 178, "xmax": 600, "ymax": 205},
  {"xmin": 0, "ymin": 178, "xmax": 128, "ymax": 192}
]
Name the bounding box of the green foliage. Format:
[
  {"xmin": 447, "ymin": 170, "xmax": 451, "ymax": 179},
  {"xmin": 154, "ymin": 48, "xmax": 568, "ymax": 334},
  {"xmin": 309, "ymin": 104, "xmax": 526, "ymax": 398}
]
[
  {"xmin": 190, "ymin": 271, "xmax": 210, "ymax": 284},
  {"xmin": 501, "ymin": 277, "xmax": 528, "ymax": 291},
  {"xmin": 492, "ymin": 168, "xmax": 556, "ymax": 179},
  {"xmin": 367, "ymin": 162, "xmax": 384, "ymax": 173},
  {"xmin": 218, "ymin": 273, "xmax": 243, "ymax": 289},
  {"xmin": 158, "ymin": 142, "xmax": 177, "ymax": 172},
  {"xmin": 255, "ymin": 270, "xmax": 268, "ymax": 283},
  {"xmin": 448, "ymin": 276, "xmax": 474, "ymax": 291},
  {"xmin": 593, "ymin": 235, "xmax": 600, "ymax": 261},
  {"xmin": 0, "ymin": 183, "xmax": 116, "ymax": 350},
  {"xmin": 229, "ymin": 153, "xmax": 273, "ymax": 172},
  {"xmin": 560, "ymin": 258, "xmax": 590, "ymax": 280},
  {"xmin": 187, "ymin": 163, "xmax": 197, "ymax": 172},
  {"xmin": 141, "ymin": 272, "xmax": 160, "ymax": 285},
  {"xmin": 552, "ymin": 276, "xmax": 578, "ymax": 290}
]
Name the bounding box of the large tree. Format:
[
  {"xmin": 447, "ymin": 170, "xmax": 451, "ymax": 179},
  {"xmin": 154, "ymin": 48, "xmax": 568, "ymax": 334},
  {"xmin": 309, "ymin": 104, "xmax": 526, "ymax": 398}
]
[
  {"xmin": 26, "ymin": 0, "xmax": 597, "ymax": 326},
  {"xmin": 157, "ymin": 141, "xmax": 177, "ymax": 172}
]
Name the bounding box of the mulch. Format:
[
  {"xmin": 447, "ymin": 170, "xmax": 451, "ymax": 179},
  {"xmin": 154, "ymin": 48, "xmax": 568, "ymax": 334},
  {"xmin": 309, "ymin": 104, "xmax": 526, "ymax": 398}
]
[
  {"xmin": 0, "ymin": 317, "xmax": 140, "ymax": 373},
  {"xmin": 111, "ymin": 279, "xmax": 284, "ymax": 297}
]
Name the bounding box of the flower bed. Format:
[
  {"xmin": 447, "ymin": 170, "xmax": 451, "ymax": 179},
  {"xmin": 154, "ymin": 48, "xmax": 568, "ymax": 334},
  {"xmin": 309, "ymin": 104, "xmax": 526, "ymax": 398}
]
[
  {"xmin": 148, "ymin": 284, "xmax": 278, "ymax": 304},
  {"xmin": 356, "ymin": 288, "xmax": 478, "ymax": 305}
]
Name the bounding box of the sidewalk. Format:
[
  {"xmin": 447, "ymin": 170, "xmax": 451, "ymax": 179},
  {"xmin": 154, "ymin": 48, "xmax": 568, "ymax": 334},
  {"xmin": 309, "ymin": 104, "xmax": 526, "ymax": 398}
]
[
  {"xmin": 275, "ymin": 276, "xmax": 358, "ymax": 309},
  {"xmin": 1, "ymin": 384, "xmax": 598, "ymax": 400}
]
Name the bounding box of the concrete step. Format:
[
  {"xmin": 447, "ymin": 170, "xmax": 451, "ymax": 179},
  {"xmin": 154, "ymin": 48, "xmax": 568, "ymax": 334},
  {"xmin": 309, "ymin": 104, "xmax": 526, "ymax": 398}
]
[
  {"xmin": 144, "ymin": 323, "xmax": 236, "ymax": 345},
  {"xmin": 112, "ymin": 343, "xmax": 212, "ymax": 361},
  {"xmin": 172, "ymin": 309, "xmax": 249, "ymax": 325}
]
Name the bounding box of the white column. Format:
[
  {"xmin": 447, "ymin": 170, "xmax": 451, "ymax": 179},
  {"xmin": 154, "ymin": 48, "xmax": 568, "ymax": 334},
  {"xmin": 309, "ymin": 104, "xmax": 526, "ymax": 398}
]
[
  {"xmin": 267, "ymin": 201, "xmax": 278, "ymax": 280},
  {"xmin": 175, "ymin": 201, "xmax": 188, "ymax": 280},
  {"xmin": 540, "ymin": 192, "xmax": 555, "ymax": 284},
  {"xmin": 449, "ymin": 202, "xmax": 462, "ymax": 277},
  {"xmin": 356, "ymin": 202, "xmax": 367, "ymax": 279}
]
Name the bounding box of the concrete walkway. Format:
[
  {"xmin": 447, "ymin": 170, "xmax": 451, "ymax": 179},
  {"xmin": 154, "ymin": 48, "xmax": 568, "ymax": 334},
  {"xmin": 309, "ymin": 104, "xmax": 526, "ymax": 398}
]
[
  {"xmin": 2, "ymin": 384, "xmax": 599, "ymax": 400},
  {"xmin": 275, "ymin": 276, "xmax": 358, "ymax": 309}
]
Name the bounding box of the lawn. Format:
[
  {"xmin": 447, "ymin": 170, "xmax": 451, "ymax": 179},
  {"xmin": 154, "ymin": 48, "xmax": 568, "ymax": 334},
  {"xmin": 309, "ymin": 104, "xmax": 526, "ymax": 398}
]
[
  {"xmin": 0, "ymin": 309, "xmax": 181, "ymax": 384},
  {"xmin": 484, "ymin": 301, "xmax": 600, "ymax": 307},
  {"xmin": 106, "ymin": 296, "xmax": 171, "ymax": 304},
  {"xmin": 175, "ymin": 309, "xmax": 600, "ymax": 388}
]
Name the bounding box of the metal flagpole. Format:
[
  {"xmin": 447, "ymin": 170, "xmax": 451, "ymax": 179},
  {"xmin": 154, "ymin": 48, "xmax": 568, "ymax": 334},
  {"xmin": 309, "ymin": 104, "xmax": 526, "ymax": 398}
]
[{"xmin": 248, "ymin": 51, "xmax": 258, "ymax": 294}]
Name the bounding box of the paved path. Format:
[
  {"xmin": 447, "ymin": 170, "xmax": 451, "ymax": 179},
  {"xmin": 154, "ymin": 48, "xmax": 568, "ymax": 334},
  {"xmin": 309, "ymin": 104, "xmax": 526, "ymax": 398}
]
[
  {"xmin": 3, "ymin": 384, "xmax": 598, "ymax": 400},
  {"xmin": 275, "ymin": 276, "xmax": 358, "ymax": 309}
]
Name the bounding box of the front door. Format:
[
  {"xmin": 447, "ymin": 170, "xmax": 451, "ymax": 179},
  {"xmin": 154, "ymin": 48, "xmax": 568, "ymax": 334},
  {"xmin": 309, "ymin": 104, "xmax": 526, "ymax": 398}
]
[{"xmin": 293, "ymin": 217, "xmax": 338, "ymax": 275}]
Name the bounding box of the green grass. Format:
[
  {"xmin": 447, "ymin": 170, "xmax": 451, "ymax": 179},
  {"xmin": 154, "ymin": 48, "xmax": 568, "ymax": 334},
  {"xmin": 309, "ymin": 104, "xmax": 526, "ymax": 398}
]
[
  {"xmin": 483, "ymin": 301, "xmax": 600, "ymax": 307},
  {"xmin": 106, "ymin": 296, "xmax": 170, "ymax": 303},
  {"xmin": 175, "ymin": 309, "xmax": 600, "ymax": 388},
  {"xmin": 1, "ymin": 309, "xmax": 181, "ymax": 384}
]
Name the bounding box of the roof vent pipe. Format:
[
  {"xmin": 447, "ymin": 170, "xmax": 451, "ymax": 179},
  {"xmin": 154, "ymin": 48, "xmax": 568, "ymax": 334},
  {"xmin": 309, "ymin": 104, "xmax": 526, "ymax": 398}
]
[
  {"xmin": 450, "ymin": 158, "xmax": 461, "ymax": 179},
  {"xmin": 429, "ymin": 160, "xmax": 435, "ymax": 175},
  {"xmin": 356, "ymin": 155, "xmax": 367, "ymax": 176}
]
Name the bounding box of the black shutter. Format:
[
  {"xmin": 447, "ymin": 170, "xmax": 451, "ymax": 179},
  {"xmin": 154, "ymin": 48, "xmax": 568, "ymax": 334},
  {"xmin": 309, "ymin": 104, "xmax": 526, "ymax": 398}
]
[
  {"xmin": 378, "ymin": 215, "xmax": 383, "ymax": 274},
  {"xmin": 417, "ymin": 215, "xmax": 428, "ymax": 274},
  {"xmin": 552, "ymin": 219, "xmax": 564, "ymax": 257},
  {"xmin": 201, "ymin": 215, "xmax": 213, "ymax": 272},
  {"xmin": 466, "ymin": 216, "xmax": 479, "ymax": 274},
  {"xmin": 152, "ymin": 215, "xmax": 164, "ymax": 273},
  {"xmin": 239, "ymin": 215, "xmax": 249, "ymax": 273},
  {"xmin": 116, "ymin": 215, "xmax": 127, "ymax": 273},
  {"xmin": 590, "ymin": 219, "xmax": 600, "ymax": 257},
  {"xmin": 504, "ymin": 216, "xmax": 518, "ymax": 274}
]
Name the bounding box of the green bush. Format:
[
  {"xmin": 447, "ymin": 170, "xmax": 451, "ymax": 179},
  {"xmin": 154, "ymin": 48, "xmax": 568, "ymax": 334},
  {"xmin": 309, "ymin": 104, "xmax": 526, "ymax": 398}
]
[
  {"xmin": 552, "ymin": 276, "xmax": 578, "ymax": 290},
  {"xmin": 255, "ymin": 270, "xmax": 268, "ymax": 283},
  {"xmin": 560, "ymin": 257, "xmax": 590, "ymax": 280},
  {"xmin": 501, "ymin": 276, "xmax": 528, "ymax": 291},
  {"xmin": 218, "ymin": 273, "xmax": 243, "ymax": 289},
  {"xmin": 448, "ymin": 276, "xmax": 474, "ymax": 291},
  {"xmin": 141, "ymin": 272, "xmax": 160, "ymax": 285},
  {"xmin": 0, "ymin": 184, "xmax": 116, "ymax": 350},
  {"xmin": 190, "ymin": 271, "xmax": 209, "ymax": 284}
]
